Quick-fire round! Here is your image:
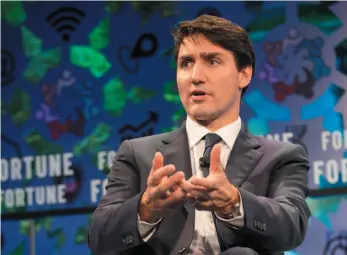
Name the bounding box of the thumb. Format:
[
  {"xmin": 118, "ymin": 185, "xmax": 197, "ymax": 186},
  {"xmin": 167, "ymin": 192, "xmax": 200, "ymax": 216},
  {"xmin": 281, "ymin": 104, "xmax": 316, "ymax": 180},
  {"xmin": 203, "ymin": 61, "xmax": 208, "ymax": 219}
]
[
  {"xmin": 152, "ymin": 151, "xmax": 164, "ymax": 171},
  {"xmin": 209, "ymin": 144, "xmax": 223, "ymax": 174}
]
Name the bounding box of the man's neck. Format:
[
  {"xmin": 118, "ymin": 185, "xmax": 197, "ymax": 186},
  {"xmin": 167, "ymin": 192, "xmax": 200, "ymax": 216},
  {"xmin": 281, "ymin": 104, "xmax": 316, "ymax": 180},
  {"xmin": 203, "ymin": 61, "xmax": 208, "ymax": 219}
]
[{"xmin": 193, "ymin": 115, "xmax": 240, "ymax": 132}]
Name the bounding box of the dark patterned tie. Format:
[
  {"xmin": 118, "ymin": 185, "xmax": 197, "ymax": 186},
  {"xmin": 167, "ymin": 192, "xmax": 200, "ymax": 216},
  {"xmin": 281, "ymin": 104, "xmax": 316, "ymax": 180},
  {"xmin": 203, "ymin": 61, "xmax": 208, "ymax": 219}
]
[{"xmin": 199, "ymin": 133, "xmax": 222, "ymax": 177}]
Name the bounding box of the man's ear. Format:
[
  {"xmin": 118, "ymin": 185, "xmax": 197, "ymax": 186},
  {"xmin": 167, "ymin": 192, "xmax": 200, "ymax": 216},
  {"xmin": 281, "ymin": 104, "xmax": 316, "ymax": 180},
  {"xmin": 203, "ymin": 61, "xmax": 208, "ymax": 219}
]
[{"xmin": 238, "ymin": 65, "xmax": 253, "ymax": 91}]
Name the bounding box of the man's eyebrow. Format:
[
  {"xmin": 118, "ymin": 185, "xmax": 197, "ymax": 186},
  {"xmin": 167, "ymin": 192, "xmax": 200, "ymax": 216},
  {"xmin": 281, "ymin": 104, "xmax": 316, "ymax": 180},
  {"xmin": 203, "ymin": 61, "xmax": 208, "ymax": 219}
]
[
  {"xmin": 178, "ymin": 54, "xmax": 194, "ymax": 61},
  {"xmin": 199, "ymin": 52, "xmax": 223, "ymax": 58},
  {"xmin": 178, "ymin": 52, "xmax": 223, "ymax": 61}
]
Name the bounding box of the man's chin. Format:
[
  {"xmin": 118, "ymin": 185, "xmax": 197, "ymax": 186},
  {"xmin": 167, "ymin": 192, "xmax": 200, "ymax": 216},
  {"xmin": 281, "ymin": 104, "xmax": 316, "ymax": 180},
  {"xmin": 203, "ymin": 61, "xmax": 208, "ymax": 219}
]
[{"xmin": 189, "ymin": 111, "xmax": 215, "ymax": 122}]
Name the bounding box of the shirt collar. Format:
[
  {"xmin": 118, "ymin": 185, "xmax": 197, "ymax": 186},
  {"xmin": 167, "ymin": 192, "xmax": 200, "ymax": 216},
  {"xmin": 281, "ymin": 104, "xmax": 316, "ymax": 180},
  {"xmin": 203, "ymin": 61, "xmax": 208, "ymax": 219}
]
[{"xmin": 186, "ymin": 115, "xmax": 242, "ymax": 149}]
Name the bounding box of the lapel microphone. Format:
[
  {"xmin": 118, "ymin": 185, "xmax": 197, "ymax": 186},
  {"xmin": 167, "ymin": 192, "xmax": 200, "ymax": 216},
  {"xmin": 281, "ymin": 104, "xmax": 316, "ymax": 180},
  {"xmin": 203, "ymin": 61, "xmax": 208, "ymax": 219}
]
[{"xmin": 199, "ymin": 157, "xmax": 210, "ymax": 169}]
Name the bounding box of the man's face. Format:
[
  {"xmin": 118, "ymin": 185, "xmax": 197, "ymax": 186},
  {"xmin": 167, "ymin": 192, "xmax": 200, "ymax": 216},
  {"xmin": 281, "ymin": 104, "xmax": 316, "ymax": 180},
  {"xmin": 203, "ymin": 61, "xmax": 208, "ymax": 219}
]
[{"xmin": 176, "ymin": 34, "xmax": 251, "ymax": 128}]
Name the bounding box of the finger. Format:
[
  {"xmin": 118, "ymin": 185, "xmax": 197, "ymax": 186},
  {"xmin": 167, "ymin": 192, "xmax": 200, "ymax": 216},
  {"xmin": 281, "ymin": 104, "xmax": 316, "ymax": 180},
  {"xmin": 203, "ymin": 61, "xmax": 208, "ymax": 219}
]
[
  {"xmin": 162, "ymin": 185, "xmax": 186, "ymax": 207},
  {"xmin": 153, "ymin": 172, "xmax": 185, "ymax": 198},
  {"xmin": 162, "ymin": 176, "xmax": 175, "ymax": 193},
  {"xmin": 183, "ymin": 178, "xmax": 209, "ymax": 199},
  {"xmin": 167, "ymin": 175, "xmax": 183, "ymax": 193},
  {"xmin": 187, "ymin": 190, "xmax": 209, "ymax": 200},
  {"xmin": 151, "ymin": 152, "xmax": 164, "ymax": 173},
  {"xmin": 186, "ymin": 191, "xmax": 209, "ymax": 201},
  {"xmin": 189, "ymin": 177, "xmax": 216, "ymax": 190},
  {"xmin": 179, "ymin": 179, "xmax": 207, "ymax": 194},
  {"xmin": 210, "ymin": 144, "xmax": 224, "ymax": 174},
  {"xmin": 148, "ymin": 165, "xmax": 176, "ymax": 186},
  {"xmin": 171, "ymin": 184, "xmax": 180, "ymax": 192}
]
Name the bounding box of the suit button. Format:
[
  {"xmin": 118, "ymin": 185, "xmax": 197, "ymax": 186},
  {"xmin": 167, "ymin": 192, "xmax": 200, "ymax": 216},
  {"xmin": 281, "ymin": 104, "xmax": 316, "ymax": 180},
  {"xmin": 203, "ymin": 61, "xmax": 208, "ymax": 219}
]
[
  {"xmin": 122, "ymin": 235, "xmax": 134, "ymax": 245},
  {"xmin": 178, "ymin": 247, "xmax": 186, "ymax": 254}
]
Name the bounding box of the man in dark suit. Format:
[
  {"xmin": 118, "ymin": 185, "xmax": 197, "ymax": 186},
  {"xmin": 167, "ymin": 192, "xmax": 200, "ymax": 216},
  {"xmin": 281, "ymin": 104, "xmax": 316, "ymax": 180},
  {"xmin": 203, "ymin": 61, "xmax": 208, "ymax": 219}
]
[{"xmin": 88, "ymin": 15, "xmax": 311, "ymax": 255}]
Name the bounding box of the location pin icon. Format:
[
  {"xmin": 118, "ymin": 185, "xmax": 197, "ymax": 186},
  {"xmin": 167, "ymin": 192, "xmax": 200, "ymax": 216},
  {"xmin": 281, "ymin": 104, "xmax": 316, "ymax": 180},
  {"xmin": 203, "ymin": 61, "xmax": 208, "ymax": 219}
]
[{"xmin": 131, "ymin": 33, "xmax": 158, "ymax": 59}]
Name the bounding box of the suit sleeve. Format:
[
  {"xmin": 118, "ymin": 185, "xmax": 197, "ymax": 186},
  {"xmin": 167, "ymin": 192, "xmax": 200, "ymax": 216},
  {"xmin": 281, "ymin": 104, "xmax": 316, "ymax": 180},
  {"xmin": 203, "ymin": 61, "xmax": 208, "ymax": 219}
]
[
  {"xmin": 137, "ymin": 214, "xmax": 162, "ymax": 241},
  {"xmin": 88, "ymin": 140, "xmax": 146, "ymax": 254},
  {"xmin": 235, "ymin": 144, "xmax": 311, "ymax": 252}
]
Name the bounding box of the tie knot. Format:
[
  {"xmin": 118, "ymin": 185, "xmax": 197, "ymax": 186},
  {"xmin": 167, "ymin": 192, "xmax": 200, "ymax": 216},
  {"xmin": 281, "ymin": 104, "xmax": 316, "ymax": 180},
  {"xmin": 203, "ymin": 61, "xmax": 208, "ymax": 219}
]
[{"xmin": 204, "ymin": 133, "xmax": 222, "ymax": 148}]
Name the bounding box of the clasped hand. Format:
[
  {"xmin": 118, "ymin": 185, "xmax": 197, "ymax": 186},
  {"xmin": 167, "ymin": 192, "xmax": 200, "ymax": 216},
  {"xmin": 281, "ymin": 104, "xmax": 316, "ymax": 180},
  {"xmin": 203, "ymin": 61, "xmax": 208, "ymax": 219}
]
[{"xmin": 139, "ymin": 144, "xmax": 240, "ymax": 223}]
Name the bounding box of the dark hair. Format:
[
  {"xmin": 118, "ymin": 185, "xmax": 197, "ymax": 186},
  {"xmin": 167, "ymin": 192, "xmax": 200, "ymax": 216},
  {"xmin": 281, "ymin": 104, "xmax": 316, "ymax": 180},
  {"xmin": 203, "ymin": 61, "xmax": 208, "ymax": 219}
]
[{"xmin": 171, "ymin": 15, "xmax": 255, "ymax": 97}]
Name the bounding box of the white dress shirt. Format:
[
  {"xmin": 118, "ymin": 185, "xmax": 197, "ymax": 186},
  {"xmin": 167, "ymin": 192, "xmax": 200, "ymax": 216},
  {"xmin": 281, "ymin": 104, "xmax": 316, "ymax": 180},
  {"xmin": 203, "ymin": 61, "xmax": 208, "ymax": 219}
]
[{"xmin": 137, "ymin": 116, "xmax": 245, "ymax": 254}]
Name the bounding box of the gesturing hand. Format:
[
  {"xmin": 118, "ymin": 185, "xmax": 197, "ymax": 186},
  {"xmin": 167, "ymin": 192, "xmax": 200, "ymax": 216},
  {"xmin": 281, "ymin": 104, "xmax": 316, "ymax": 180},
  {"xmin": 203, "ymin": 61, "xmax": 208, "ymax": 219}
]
[
  {"xmin": 187, "ymin": 144, "xmax": 240, "ymax": 216},
  {"xmin": 139, "ymin": 152, "xmax": 186, "ymax": 223}
]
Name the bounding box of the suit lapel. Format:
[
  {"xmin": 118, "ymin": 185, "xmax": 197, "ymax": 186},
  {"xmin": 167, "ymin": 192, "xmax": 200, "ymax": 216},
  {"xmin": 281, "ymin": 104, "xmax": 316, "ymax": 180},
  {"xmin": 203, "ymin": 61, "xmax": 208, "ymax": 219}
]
[
  {"xmin": 157, "ymin": 124, "xmax": 194, "ymax": 214},
  {"xmin": 225, "ymin": 123, "xmax": 264, "ymax": 188},
  {"xmin": 157, "ymin": 124, "xmax": 195, "ymax": 254}
]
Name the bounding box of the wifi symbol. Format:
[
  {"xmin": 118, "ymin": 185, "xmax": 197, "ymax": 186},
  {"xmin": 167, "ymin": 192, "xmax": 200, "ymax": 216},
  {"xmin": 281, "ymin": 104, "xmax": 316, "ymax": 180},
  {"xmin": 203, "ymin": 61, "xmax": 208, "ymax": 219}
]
[{"xmin": 46, "ymin": 7, "xmax": 85, "ymax": 42}]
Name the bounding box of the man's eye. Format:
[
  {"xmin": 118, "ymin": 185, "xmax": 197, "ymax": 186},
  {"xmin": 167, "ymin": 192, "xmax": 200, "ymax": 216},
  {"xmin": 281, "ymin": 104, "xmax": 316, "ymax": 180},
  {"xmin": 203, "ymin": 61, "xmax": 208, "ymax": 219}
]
[
  {"xmin": 180, "ymin": 60, "xmax": 193, "ymax": 68},
  {"xmin": 209, "ymin": 58, "xmax": 219, "ymax": 65}
]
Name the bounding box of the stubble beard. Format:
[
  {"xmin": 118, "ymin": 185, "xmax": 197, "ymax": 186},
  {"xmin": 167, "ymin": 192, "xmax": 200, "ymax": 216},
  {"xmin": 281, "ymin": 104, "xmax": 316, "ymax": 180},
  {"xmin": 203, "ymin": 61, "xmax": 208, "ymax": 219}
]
[
  {"xmin": 189, "ymin": 106, "xmax": 221, "ymax": 126},
  {"xmin": 187, "ymin": 98, "xmax": 239, "ymax": 128}
]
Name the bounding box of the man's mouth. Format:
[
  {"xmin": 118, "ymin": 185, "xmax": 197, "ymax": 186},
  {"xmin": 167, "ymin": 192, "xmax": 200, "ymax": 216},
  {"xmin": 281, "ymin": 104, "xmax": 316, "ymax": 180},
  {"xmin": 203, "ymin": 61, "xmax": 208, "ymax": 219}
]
[
  {"xmin": 191, "ymin": 90, "xmax": 208, "ymax": 101},
  {"xmin": 191, "ymin": 91, "xmax": 207, "ymax": 96}
]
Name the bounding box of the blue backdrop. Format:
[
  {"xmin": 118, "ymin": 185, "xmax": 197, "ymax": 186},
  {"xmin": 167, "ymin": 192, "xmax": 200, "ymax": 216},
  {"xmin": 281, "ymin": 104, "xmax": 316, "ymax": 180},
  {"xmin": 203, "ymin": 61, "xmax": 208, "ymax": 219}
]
[{"xmin": 1, "ymin": 1, "xmax": 347, "ymax": 254}]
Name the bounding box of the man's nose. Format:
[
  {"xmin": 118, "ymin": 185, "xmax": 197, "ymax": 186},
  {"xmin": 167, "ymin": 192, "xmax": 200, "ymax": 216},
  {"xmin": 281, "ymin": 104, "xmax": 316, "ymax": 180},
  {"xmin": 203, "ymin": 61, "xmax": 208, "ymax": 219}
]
[{"xmin": 191, "ymin": 63, "xmax": 206, "ymax": 85}]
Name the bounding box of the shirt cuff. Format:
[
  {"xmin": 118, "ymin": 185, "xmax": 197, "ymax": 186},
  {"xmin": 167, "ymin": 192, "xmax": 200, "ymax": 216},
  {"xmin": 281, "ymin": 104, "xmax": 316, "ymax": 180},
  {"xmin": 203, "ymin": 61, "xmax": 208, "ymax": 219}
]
[
  {"xmin": 137, "ymin": 214, "xmax": 162, "ymax": 242},
  {"xmin": 214, "ymin": 189, "xmax": 244, "ymax": 228}
]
